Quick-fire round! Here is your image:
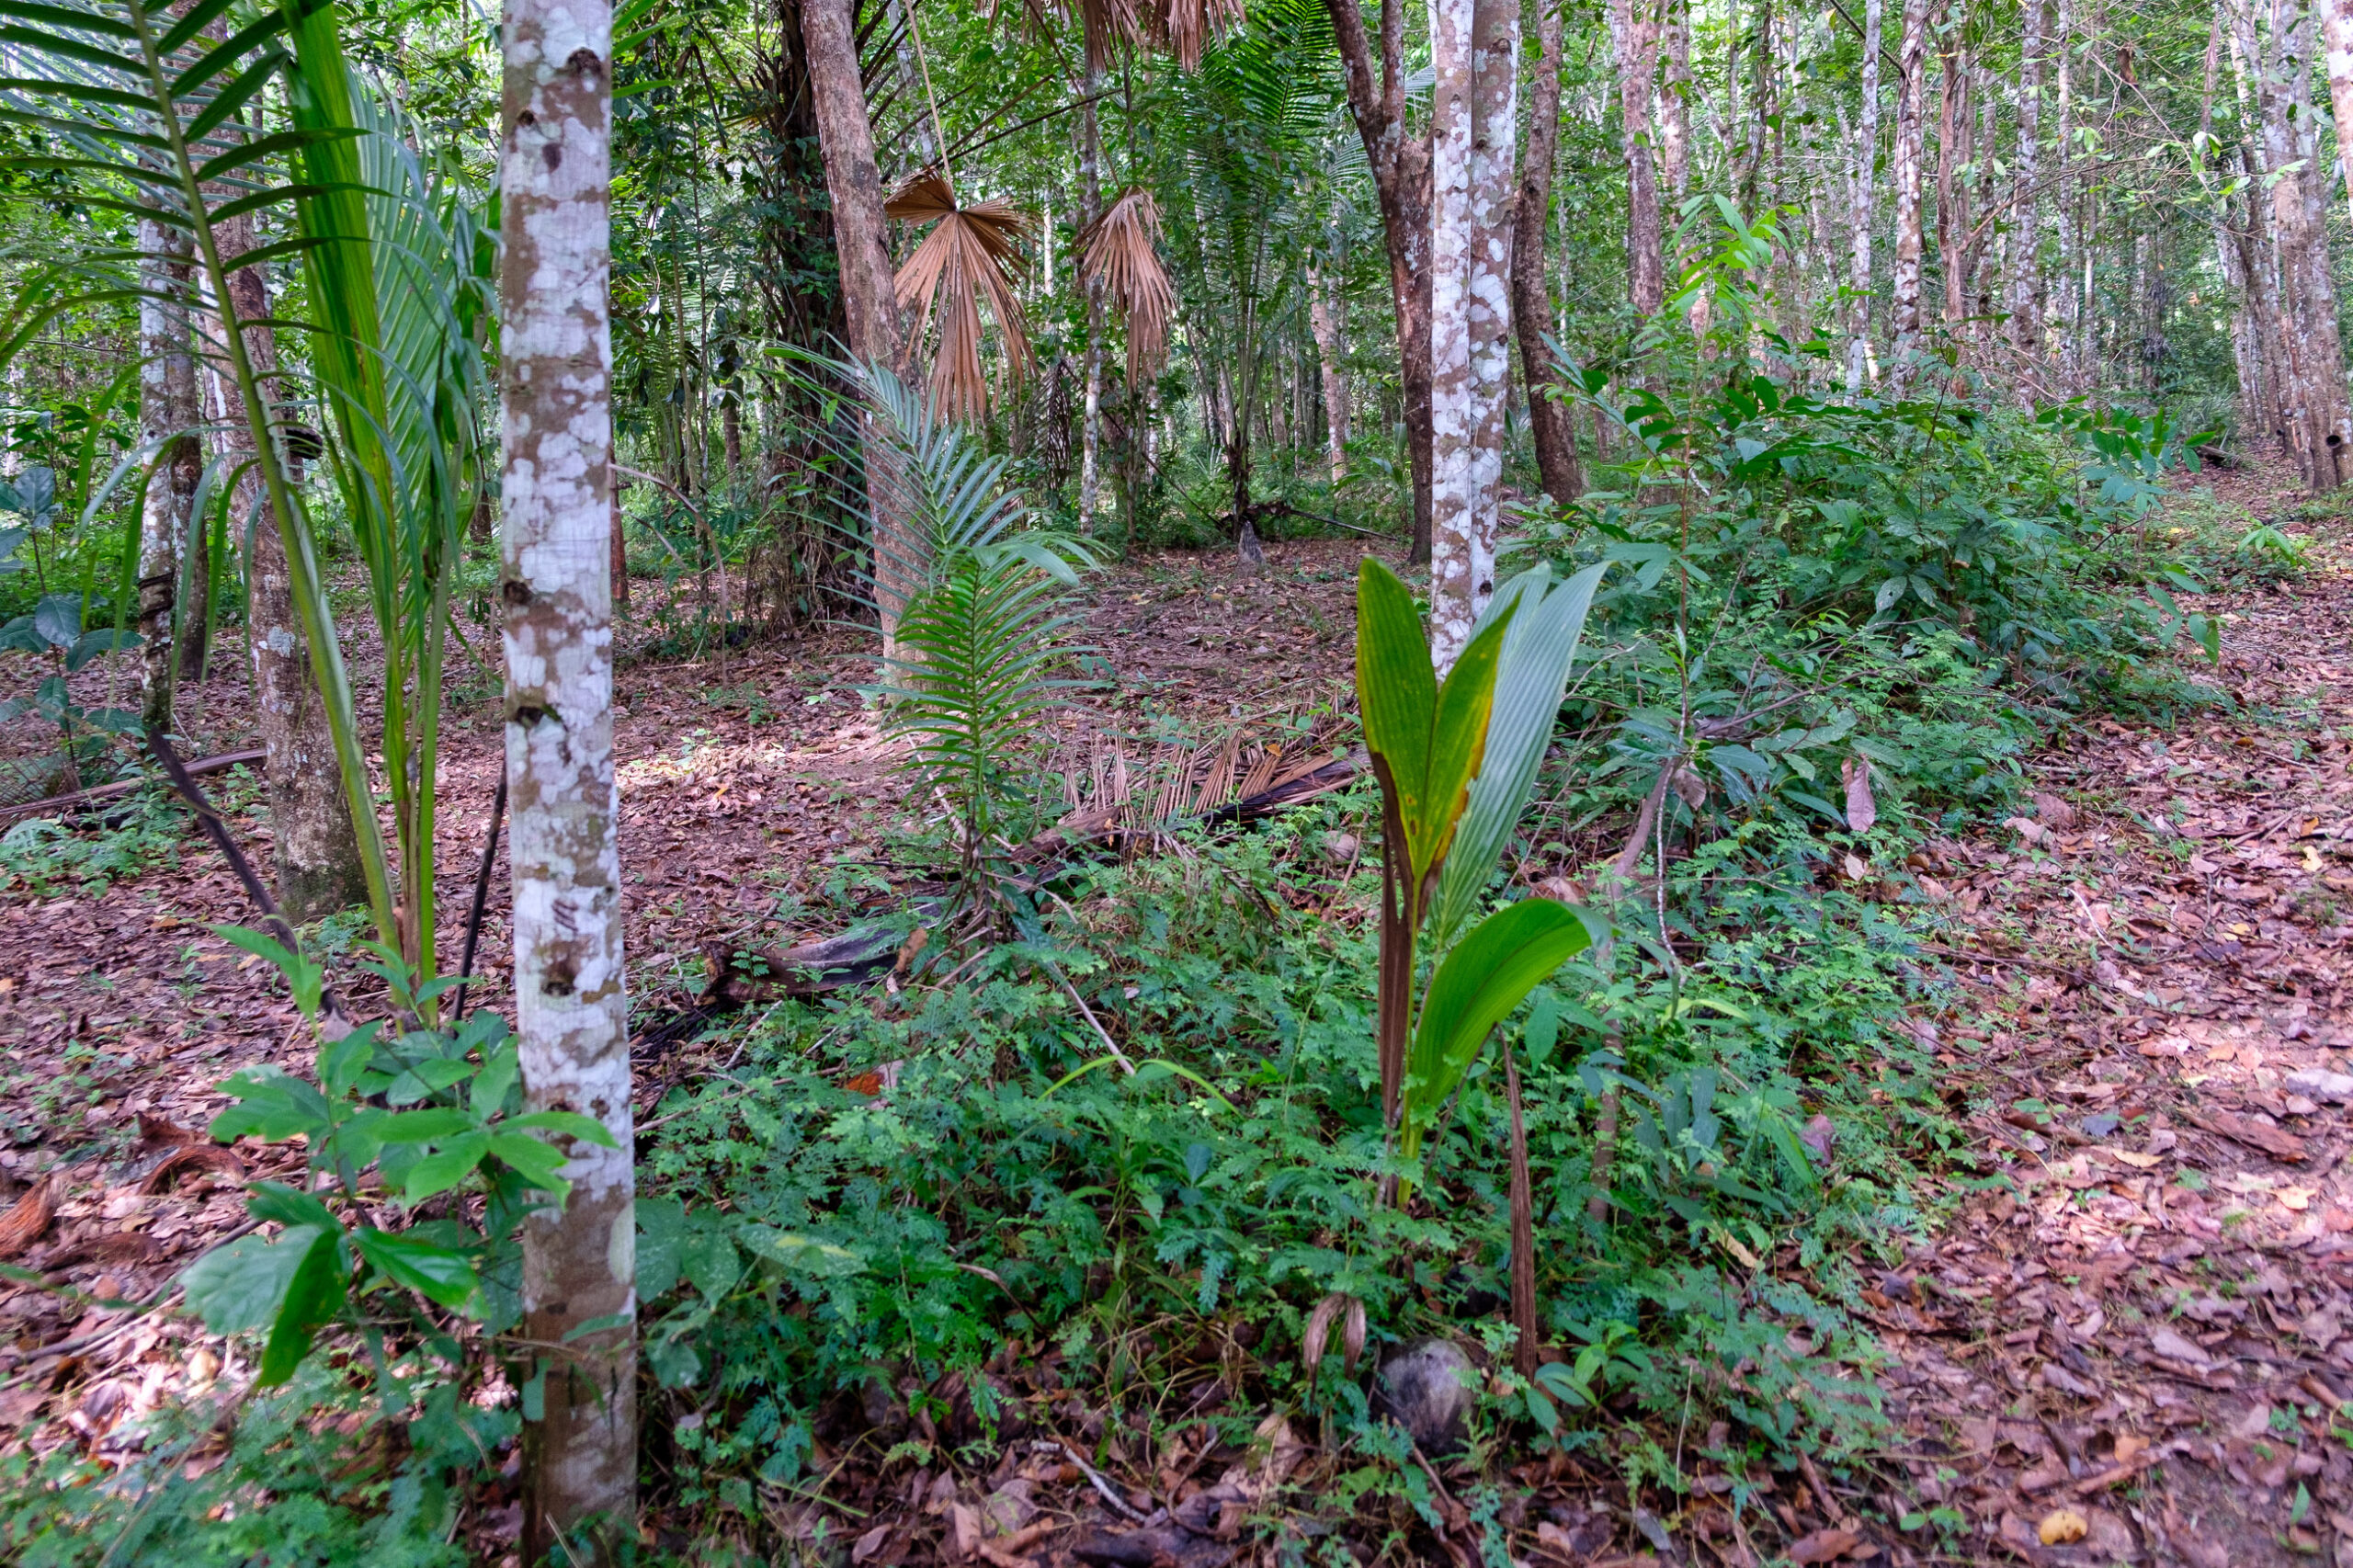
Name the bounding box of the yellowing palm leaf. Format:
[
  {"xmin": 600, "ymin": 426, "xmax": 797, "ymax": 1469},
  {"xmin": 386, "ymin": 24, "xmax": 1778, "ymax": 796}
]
[{"xmin": 887, "ymin": 173, "xmax": 1036, "ymax": 422}]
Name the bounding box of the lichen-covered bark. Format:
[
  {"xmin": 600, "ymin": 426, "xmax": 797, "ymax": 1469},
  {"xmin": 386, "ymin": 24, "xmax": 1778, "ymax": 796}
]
[
  {"xmin": 137, "ymin": 219, "xmax": 200, "ymax": 734},
  {"xmin": 1429, "ymin": 0, "xmax": 1518, "ymax": 673},
  {"xmin": 1887, "ymin": 0, "xmax": 1931, "ymax": 374},
  {"xmin": 498, "ymin": 0, "xmax": 636, "ymax": 1552},
  {"xmin": 1847, "ymin": 0, "xmax": 1882, "ymax": 393},
  {"xmin": 2321, "ymin": 0, "xmax": 2353, "ymax": 229},
  {"xmin": 213, "ymin": 210, "xmax": 366, "ymax": 924},
  {"xmin": 1308, "ymin": 267, "xmax": 1349, "ymax": 483}
]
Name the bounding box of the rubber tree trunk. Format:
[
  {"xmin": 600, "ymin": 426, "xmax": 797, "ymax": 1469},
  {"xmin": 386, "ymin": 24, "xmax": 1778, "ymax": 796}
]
[
  {"xmin": 2050, "ymin": 0, "xmax": 2076, "ymax": 391},
  {"xmin": 1428, "ymin": 0, "xmax": 1519, "ymax": 671},
  {"xmin": 2009, "ymin": 0, "xmax": 2044, "ymax": 392},
  {"xmin": 2321, "ymin": 0, "xmax": 2353, "ymax": 226},
  {"xmin": 1887, "ymin": 0, "xmax": 1931, "ymax": 376},
  {"xmin": 1308, "ymin": 265, "xmax": 1349, "ymax": 483},
  {"xmin": 1512, "ymin": 0, "xmax": 1580, "ymax": 511},
  {"xmin": 136, "ymin": 219, "xmax": 200, "ymax": 735},
  {"xmin": 497, "ymin": 0, "xmax": 636, "ymax": 1555},
  {"xmin": 1659, "ymin": 0, "xmax": 1691, "ymax": 203},
  {"xmin": 1606, "ymin": 0, "xmax": 1665, "ymax": 315},
  {"xmin": 2257, "ymin": 0, "xmax": 2352, "ymax": 487},
  {"xmin": 801, "ymin": 0, "xmax": 913, "ymax": 646},
  {"xmin": 1936, "ymin": 36, "xmax": 1967, "ymax": 326},
  {"xmin": 1323, "ymin": 0, "xmax": 1436, "ymax": 562},
  {"xmin": 213, "ymin": 210, "xmax": 366, "ymax": 925},
  {"xmin": 1847, "ymin": 0, "xmax": 1881, "ymax": 393}
]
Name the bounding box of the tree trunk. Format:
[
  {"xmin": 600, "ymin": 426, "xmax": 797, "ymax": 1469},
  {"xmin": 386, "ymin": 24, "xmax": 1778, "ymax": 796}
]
[
  {"xmin": 1078, "ymin": 75, "xmax": 1108, "ymax": 530},
  {"xmin": 1659, "ymin": 0, "xmax": 1692, "ymax": 204},
  {"xmin": 1322, "ymin": 0, "xmax": 1436, "ymax": 562},
  {"xmin": 497, "ymin": 0, "xmax": 636, "ymax": 1554},
  {"xmin": 1308, "ymin": 266, "xmax": 1349, "ymax": 483},
  {"xmin": 1428, "ymin": 0, "xmax": 1519, "ymax": 671},
  {"xmin": 1887, "ymin": 0, "xmax": 1932, "ymax": 374},
  {"xmin": 2011, "ymin": 0, "xmax": 2045, "ymax": 389},
  {"xmin": 801, "ymin": 0, "xmax": 916, "ymax": 647},
  {"xmin": 137, "ymin": 219, "xmax": 199, "ymax": 736},
  {"xmin": 1936, "ymin": 36, "xmax": 1966, "ymax": 326},
  {"xmin": 2271, "ymin": 0, "xmax": 2353, "ymax": 487},
  {"xmin": 1607, "ymin": 0, "xmax": 1665, "ymax": 314},
  {"xmin": 2322, "ymin": 0, "xmax": 2353, "ymax": 226},
  {"xmin": 2050, "ymin": 0, "xmax": 2076, "ymax": 391},
  {"xmin": 212, "ymin": 210, "xmax": 367, "ymax": 925},
  {"xmin": 1846, "ymin": 0, "xmax": 1881, "ymax": 392},
  {"xmin": 1513, "ymin": 0, "xmax": 1582, "ymax": 508}
]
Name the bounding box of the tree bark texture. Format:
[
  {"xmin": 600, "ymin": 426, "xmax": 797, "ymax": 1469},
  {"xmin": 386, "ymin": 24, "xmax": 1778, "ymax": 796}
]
[
  {"xmin": 1607, "ymin": 0, "xmax": 1665, "ymax": 315},
  {"xmin": 2257, "ymin": 0, "xmax": 2351, "ymax": 487},
  {"xmin": 1308, "ymin": 266, "xmax": 1349, "ymax": 483},
  {"xmin": 2051, "ymin": 0, "xmax": 2076, "ymax": 389},
  {"xmin": 136, "ymin": 219, "xmax": 200, "ymax": 735},
  {"xmin": 1659, "ymin": 0, "xmax": 1692, "ymax": 203},
  {"xmin": 2322, "ymin": 0, "xmax": 2353, "ymax": 226},
  {"xmin": 212, "ymin": 210, "xmax": 366, "ymax": 925},
  {"xmin": 497, "ymin": 0, "xmax": 637, "ymax": 1553},
  {"xmin": 1078, "ymin": 75, "xmax": 1108, "ymax": 530},
  {"xmin": 1888, "ymin": 0, "xmax": 1932, "ymax": 371},
  {"xmin": 1323, "ymin": 0, "xmax": 1436, "ymax": 561},
  {"xmin": 801, "ymin": 0, "xmax": 919, "ymax": 643},
  {"xmin": 1847, "ymin": 0, "xmax": 1881, "ymax": 392},
  {"xmin": 1936, "ymin": 37, "xmax": 1967, "ymax": 326},
  {"xmin": 2011, "ymin": 0, "xmax": 2045, "ymax": 387},
  {"xmin": 1512, "ymin": 0, "xmax": 1582, "ymax": 509},
  {"xmin": 1427, "ymin": 0, "xmax": 1518, "ymax": 672}
]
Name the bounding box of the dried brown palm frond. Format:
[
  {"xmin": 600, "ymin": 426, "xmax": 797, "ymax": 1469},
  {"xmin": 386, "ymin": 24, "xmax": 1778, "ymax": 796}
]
[
  {"xmin": 1076, "ymin": 186, "xmax": 1176, "ymax": 381},
  {"xmin": 1150, "ymin": 0, "xmax": 1244, "ymax": 71},
  {"xmin": 1029, "ymin": 714, "xmax": 1359, "ymax": 859},
  {"xmin": 886, "ymin": 171, "xmax": 1037, "ymax": 422}
]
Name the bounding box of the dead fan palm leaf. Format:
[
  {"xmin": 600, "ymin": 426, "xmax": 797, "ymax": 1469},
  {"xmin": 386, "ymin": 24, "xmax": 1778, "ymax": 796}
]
[
  {"xmin": 1077, "ymin": 187, "xmax": 1177, "ymax": 381},
  {"xmin": 1152, "ymin": 0, "xmax": 1245, "ymax": 71},
  {"xmin": 887, "ymin": 172, "xmax": 1037, "ymax": 421}
]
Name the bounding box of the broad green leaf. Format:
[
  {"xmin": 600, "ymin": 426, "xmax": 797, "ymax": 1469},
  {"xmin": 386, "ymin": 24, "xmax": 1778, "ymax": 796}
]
[
  {"xmin": 181, "ymin": 1225, "xmax": 324, "ymax": 1334},
  {"xmin": 486, "ymin": 1131, "xmax": 572, "ymax": 1194},
  {"xmin": 210, "ymin": 1065, "xmax": 331, "ymax": 1142},
  {"xmin": 1416, "ymin": 605, "xmax": 1513, "ymax": 879},
  {"xmin": 734, "ymin": 1224, "xmax": 867, "ymax": 1278},
  {"xmin": 469, "ymin": 1041, "xmax": 519, "ymax": 1119},
  {"xmin": 208, "ymin": 922, "xmax": 324, "ymax": 1016},
  {"xmin": 503, "ymin": 1110, "xmax": 620, "ymax": 1147},
  {"xmin": 636, "ymin": 1197, "xmax": 686, "ymax": 1299},
  {"xmin": 31, "ymin": 592, "xmax": 79, "ymax": 649},
  {"xmin": 680, "ymin": 1226, "xmax": 740, "ymax": 1300},
  {"xmin": 1405, "ymin": 898, "xmax": 1593, "ymax": 1143},
  {"xmin": 385, "ymin": 1054, "xmax": 473, "ymax": 1105},
  {"xmin": 256, "ymin": 1224, "xmax": 347, "ymax": 1385},
  {"xmin": 1430, "ymin": 563, "xmax": 1608, "ymax": 947},
  {"xmin": 64, "ymin": 627, "xmax": 135, "ymax": 672},
  {"xmin": 377, "ymin": 1107, "xmax": 477, "ymax": 1143},
  {"xmin": 402, "ymin": 1130, "xmax": 489, "ymax": 1203},
  {"xmin": 244, "ymin": 1181, "xmax": 340, "ymax": 1233},
  {"xmin": 353, "ymin": 1227, "xmax": 478, "ymax": 1312},
  {"xmin": 1355, "ymin": 558, "xmax": 1436, "ymax": 848}
]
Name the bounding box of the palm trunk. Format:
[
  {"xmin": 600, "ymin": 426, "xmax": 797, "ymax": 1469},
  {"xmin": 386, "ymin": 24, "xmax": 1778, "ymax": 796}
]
[
  {"xmin": 802, "ymin": 0, "xmax": 914, "ymax": 650},
  {"xmin": 1513, "ymin": 0, "xmax": 1582, "ymax": 507},
  {"xmin": 498, "ymin": 0, "xmax": 636, "ymax": 1553},
  {"xmin": 136, "ymin": 218, "xmax": 200, "ymax": 735},
  {"xmin": 1323, "ymin": 0, "xmax": 1437, "ymax": 562},
  {"xmin": 211, "ymin": 210, "xmax": 366, "ymax": 924},
  {"xmin": 1846, "ymin": 0, "xmax": 1881, "ymax": 392},
  {"xmin": 1887, "ymin": 0, "xmax": 1931, "ymax": 376}
]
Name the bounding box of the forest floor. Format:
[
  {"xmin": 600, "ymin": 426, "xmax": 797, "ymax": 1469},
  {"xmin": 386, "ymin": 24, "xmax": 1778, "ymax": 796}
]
[{"xmin": 0, "ymin": 464, "xmax": 2348, "ymax": 1564}]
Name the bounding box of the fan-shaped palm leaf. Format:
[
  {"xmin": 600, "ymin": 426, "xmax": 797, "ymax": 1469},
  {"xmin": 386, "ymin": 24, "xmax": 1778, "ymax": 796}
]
[
  {"xmin": 1076, "ymin": 186, "xmax": 1176, "ymax": 381},
  {"xmin": 886, "ymin": 171, "xmax": 1036, "ymax": 423}
]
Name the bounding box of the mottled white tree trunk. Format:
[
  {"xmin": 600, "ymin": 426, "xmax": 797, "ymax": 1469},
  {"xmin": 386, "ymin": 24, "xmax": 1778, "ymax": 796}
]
[
  {"xmin": 1077, "ymin": 69, "xmax": 1108, "ymax": 529},
  {"xmin": 1308, "ymin": 266, "xmax": 1349, "ymax": 483},
  {"xmin": 497, "ymin": 0, "xmax": 636, "ymax": 1552},
  {"xmin": 1887, "ymin": 0, "xmax": 1931, "ymax": 377},
  {"xmin": 2049, "ymin": 0, "xmax": 2076, "ymax": 390},
  {"xmin": 136, "ymin": 218, "xmax": 200, "ymax": 735},
  {"xmin": 1606, "ymin": 0, "xmax": 1664, "ymax": 315},
  {"xmin": 1846, "ymin": 0, "xmax": 1882, "ymax": 393},
  {"xmin": 1427, "ymin": 0, "xmax": 1518, "ymax": 673}
]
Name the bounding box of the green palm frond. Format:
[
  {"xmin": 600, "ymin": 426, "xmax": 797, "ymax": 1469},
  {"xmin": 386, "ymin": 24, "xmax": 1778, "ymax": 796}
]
[{"xmin": 0, "ymin": 0, "xmax": 489, "ymax": 977}]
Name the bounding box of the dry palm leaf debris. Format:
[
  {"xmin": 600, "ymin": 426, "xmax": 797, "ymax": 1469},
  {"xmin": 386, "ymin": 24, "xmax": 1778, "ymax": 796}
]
[{"xmin": 887, "ymin": 172, "xmax": 1036, "ymax": 422}]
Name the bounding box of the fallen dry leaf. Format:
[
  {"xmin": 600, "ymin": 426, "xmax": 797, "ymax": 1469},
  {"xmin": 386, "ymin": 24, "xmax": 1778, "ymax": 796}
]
[
  {"xmin": 1788, "ymin": 1525, "xmax": 1865, "ymax": 1564},
  {"xmin": 2149, "ymin": 1325, "xmax": 2214, "ymax": 1369},
  {"xmin": 2038, "ymin": 1507, "xmax": 2089, "ymax": 1545},
  {"xmin": 0, "ymin": 1177, "xmax": 54, "ymax": 1259},
  {"xmin": 2280, "ymin": 1186, "xmax": 2317, "ymax": 1211},
  {"xmin": 2109, "ymin": 1149, "xmax": 2164, "ymax": 1168}
]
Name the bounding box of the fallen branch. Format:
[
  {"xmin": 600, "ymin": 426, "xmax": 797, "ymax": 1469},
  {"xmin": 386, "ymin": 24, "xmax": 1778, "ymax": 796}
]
[{"xmin": 0, "ymin": 747, "xmax": 262, "ymax": 825}]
